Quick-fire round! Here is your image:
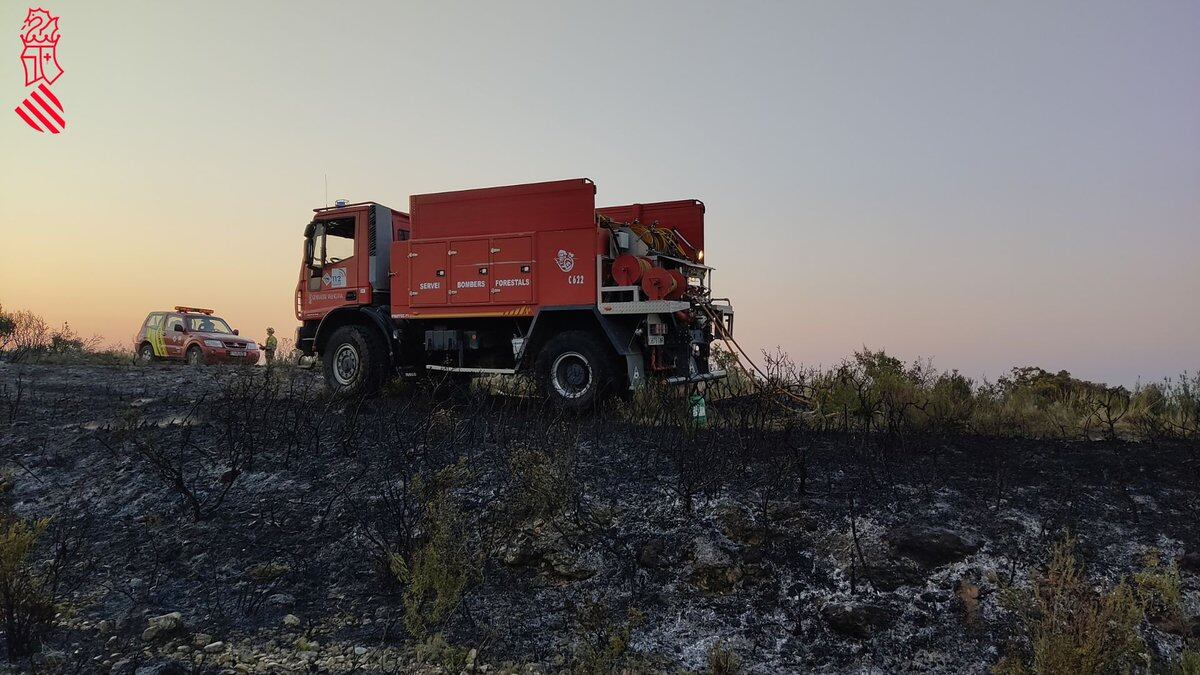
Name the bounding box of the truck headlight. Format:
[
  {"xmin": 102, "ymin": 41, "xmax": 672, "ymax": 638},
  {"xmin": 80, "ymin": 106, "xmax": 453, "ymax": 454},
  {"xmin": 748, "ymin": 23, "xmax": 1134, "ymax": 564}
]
[
  {"xmin": 203, "ymin": 339, "xmax": 224, "ymax": 348},
  {"xmin": 245, "ymin": 342, "xmax": 258, "ymax": 350}
]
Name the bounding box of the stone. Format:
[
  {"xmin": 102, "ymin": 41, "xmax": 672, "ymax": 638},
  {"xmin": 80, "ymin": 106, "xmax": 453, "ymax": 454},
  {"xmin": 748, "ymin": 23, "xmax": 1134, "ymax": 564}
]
[
  {"xmin": 203, "ymin": 641, "xmax": 225, "ymax": 654},
  {"xmin": 886, "ymin": 524, "xmax": 980, "ymax": 567},
  {"xmin": 110, "ymin": 658, "xmax": 134, "ymax": 675},
  {"xmin": 141, "ymin": 612, "xmax": 183, "ymax": 642},
  {"xmin": 37, "ymin": 649, "xmax": 66, "ymax": 666},
  {"xmin": 97, "ymin": 619, "xmax": 114, "ymax": 635},
  {"xmin": 821, "ymin": 602, "xmax": 893, "ymax": 639},
  {"xmin": 863, "ymin": 563, "xmax": 927, "ymax": 591},
  {"xmin": 500, "ymin": 533, "xmax": 540, "ymax": 567},
  {"xmin": 717, "ymin": 505, "xmax": 769, "ymax": 545},
  {"xmin": 955, "ymin": 578, "xmax": 982, "ymax": 625},
  {"xmin": 267, "ymin": 593, "xmax": 295, "ymax": 607},
  {"xmin": 544, "ymin": 552, "xmax": 595, "ymax": 581},
  {"xmin": 1177, "ymin": 552, "xmax": 1200, "ymax": 574},
  {"xmin": 638, "ymin": 538, "xmax": 668, "ymax": 568},
  {"xmin": 354, "ymin": 646, "xmax": 367, "ymax": 656},
  {"xmin": 193, "ymin": 633, "xmax": 213, "ymax": 648},
  {"xmin": 690, "ymin": 537, "xmax": 743, "ymax": 593},
  {"xmin": 283, "ymin": 614, "xmax": 301, "ymax": 627},
  {"xmin": 133, "ymin": 662, "xmax": 188, "ymax": 675}
]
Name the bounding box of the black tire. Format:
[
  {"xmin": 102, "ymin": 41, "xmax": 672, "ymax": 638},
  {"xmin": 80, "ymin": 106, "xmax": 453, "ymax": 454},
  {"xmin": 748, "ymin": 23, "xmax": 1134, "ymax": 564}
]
[
  {"xmin": 186, "ymin": 345, "xmax": 206, "ymax": 366},
  {"xmin": 322, "ymin": 325, "xmax": 390, "ymax": 398},
  {"xmin": 535, "ymin": 330, "xmax": 614, "ymax": 410},
  {"xmin": 137, "ymin": 343, "xmax": 155, "ymax": 365}
]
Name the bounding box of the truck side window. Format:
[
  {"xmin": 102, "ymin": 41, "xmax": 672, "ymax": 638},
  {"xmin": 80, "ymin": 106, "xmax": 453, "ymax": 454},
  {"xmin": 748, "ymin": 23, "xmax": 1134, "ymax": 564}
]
[
  {"xmin": 165, "ymin": 315, "xmax": 184, "ymax": 332},
  {"xmin": 145, "ymin": 313, "xmax": 163, "ymax": 328},
  {"xmin": 321, "ymin": 218, "xmax": 355, "ymax": 264}
]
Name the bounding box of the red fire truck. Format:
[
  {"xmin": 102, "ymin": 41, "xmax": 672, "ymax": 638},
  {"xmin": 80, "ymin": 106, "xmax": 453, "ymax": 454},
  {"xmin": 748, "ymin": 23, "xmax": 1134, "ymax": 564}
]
[{"xmin": 294, "ymin": 178, "xmax": 734, "ymax": 408}]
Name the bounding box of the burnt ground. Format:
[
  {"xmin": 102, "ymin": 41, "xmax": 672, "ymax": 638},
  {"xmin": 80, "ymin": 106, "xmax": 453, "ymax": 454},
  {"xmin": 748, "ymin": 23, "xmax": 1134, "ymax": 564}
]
[{"xmin": 0, "ymin": 362, "xmax": 1197, "ymax": 674}]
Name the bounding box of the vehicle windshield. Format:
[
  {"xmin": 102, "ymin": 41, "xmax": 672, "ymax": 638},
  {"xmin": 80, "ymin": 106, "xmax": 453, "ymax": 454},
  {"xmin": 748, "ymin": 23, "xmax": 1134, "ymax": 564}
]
[{"xmin": 187, "ymin": 316, "xmax": 233, "ymax": 334}]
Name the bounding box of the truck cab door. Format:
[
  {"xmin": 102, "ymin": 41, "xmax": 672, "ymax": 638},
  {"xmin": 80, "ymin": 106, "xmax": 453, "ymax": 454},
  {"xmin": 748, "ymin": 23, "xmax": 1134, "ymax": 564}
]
[{"xmin": 301, "ymin": 214, "xmax": 366, "ymax": 318}]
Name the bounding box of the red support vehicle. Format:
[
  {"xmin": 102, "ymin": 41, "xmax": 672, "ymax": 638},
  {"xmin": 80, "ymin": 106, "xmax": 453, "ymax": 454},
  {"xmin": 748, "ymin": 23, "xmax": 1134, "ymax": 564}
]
[
  {"xmin": 135, "ymin": 307, "xmax": 260, "ymax": 366},
  {"xmin": 294, "ymin": 178, "xmax": 734, "ymax": 407}
]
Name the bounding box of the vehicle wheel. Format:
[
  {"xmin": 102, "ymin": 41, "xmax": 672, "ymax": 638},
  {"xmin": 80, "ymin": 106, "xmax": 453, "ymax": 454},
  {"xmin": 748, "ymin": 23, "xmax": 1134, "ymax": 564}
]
[
  {"xmin": 535, "ymin": 330, "xmax": 613, "ymax": 410},
  {"xmin": 322, "ymin": 325, "xmax": 389, "ymax": 397},
  {"xmin": 137, "ymin": 343, "xmax": 155, "ymax": 365},
  {"xmin": 186, "ymin": 345, "xmax": 206, "ymax": 366}
]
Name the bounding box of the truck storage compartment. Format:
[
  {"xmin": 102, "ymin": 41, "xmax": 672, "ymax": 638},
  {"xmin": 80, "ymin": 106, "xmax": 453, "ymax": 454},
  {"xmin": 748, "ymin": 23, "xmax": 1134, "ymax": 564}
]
[
  {"xmin": 490, "ymin": 236, "xmax": 533, "ymax": 304},
  {"xmin": 449, "ymin": 239, "xmax": 491, "ymax": 304},
  {"xmin": 410, "ymin": 178, "xmax": 597, "ymax": 239},
  {"xmin": 409, "ymin": 241, "xmax": 448, "ymax": 306}
]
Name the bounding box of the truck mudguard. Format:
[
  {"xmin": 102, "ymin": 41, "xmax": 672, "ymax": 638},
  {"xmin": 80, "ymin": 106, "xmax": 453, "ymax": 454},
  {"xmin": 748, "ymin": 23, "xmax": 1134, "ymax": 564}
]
[{"xmin": 314, "ymin": 305, "xmax": 395, "ymax": 357}]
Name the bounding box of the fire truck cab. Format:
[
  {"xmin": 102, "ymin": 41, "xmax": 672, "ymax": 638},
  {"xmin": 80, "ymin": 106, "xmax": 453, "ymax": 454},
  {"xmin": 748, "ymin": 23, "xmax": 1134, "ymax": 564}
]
[{"xmin": 295, "ymin": 178, "xmax": 734, "ymax": 408}]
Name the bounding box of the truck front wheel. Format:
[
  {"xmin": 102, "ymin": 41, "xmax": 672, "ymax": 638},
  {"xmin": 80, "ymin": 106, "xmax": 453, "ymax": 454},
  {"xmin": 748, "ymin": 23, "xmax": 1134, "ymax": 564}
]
[
  {"xmin": 535, "ymin": 330, "xmax": 613, "ymax": 410},
  {"xmin": 323, "ymin": 325, "xmax": 389, "ymax": 397}
]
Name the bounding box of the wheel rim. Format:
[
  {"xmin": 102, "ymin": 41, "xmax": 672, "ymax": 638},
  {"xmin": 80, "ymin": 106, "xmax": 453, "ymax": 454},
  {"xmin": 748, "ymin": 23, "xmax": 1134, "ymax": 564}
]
[
  {"xmin": 140, "ymin": 346, "xmax": 152, "ymax": 362},
  {"xmin": 188, "ymin": 349, "xmax": 201, "ymax": 365},
  {"xmin": 551, "ymin": 351, "xmax": 592, "ymax": 399},
  {"xmin": 333, "ymin": 343, "xmax": 360, "ymax": 386}
]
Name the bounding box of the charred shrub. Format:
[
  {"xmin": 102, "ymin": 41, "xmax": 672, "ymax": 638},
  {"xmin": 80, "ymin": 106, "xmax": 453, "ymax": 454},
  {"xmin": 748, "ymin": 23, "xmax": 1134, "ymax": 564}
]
[
  {"xmin": 105, "ymin": 408, "xmax": 244, "ymax": 522},
  {"xmin": 0, "ymin": 373, "xmax": 26, "ymax": 426}
]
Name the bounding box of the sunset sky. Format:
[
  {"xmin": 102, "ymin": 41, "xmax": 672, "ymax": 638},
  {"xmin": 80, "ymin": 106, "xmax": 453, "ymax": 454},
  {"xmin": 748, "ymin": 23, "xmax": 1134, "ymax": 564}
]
[{"xmin": 1, "ymin": 1, "xmax": 1197, "ymax": 385}]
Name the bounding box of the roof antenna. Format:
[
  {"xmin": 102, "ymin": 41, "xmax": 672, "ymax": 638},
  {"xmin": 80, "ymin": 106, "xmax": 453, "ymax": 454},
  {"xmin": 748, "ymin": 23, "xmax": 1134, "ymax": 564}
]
[{"xmin": 324, "ymin": 173, "xmax": 328, "ymax": 207}]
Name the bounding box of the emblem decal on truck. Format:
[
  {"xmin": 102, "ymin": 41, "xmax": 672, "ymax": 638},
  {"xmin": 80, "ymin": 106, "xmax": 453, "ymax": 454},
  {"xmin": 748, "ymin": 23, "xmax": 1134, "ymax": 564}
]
[
  {"xmin": 322, "ymin": 268, "xmax": 347, "ymax": 288},
  {"xmin": 555, "ymin": 249, "xmax": 576, "ymax": 273}
]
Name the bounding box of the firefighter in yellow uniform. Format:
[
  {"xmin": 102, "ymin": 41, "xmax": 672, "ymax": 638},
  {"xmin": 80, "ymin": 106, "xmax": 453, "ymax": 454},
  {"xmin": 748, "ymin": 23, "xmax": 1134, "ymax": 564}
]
[{"xmin": 264, "ymin": 327, "xmax": 278, "ymax": 365}]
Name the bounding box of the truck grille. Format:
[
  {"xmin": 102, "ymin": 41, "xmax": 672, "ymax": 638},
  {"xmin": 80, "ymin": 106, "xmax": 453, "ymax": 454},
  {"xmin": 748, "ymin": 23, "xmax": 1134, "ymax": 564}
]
[{"xmin": 223, "ymin": 341, "xmax": 248, "ymax": 349}]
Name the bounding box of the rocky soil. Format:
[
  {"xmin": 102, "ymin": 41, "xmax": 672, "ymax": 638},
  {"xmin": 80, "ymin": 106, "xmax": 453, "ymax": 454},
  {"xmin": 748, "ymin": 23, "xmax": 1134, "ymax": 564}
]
[{"xmin": 0, "ymin": 362, "xmax": 1197, "ymax": 674}]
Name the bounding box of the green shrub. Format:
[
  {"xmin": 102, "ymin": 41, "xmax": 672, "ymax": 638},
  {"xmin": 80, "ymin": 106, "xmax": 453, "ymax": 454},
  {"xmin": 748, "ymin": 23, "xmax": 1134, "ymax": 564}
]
[
  {"xmin": 0, "ymin": 516, "xmax": 55, "ymax": 659},
  {"xmin": 392, "ymin": 462, "xmax": 481, "ymax": 638},
  {"xmin": 1177, "ymin": 650, "xmax": 1200, "ymax": 675},
  {"xmin": 507, "ymin": 447, "xmax": 573, "ymax": 522},
  {"xmin": 570, "ymin": 601, "xmax": 645, "ymax": 675},
  {"xmin": 707, "ymin": 640, "xmax": 741, "ymax": 675},
  {"xmin": 413, "ymin": 633, "xmax": 469, "ymax": 670},
  {"xmin": 1133, "ymin": 550, "xmax": 1183, "ymax": 624},
  {"xmin": 995, "ymin": 536, "xmax": 1145, "ymax": 675}
]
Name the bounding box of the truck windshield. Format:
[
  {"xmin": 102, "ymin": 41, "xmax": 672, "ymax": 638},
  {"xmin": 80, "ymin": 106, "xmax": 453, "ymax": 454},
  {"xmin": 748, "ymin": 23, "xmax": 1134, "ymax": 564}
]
[{"xmin": 187, "ymin": 317, "xmax": 234, "ymax": 334}]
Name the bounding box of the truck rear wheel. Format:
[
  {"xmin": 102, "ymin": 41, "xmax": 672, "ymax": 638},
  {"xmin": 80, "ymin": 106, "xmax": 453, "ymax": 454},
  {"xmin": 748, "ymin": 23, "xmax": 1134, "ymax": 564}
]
[
  {"xmin": 137, "ymin": 343, "xmax": 155, "ymax": 365},
  {"xmin": 535, "ymin": 330, "xmax": 613, "ymax": 410},
  {"xmin": 323, "ymin": 325, "xmax": 389, "ymax": 398}
]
